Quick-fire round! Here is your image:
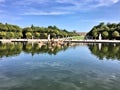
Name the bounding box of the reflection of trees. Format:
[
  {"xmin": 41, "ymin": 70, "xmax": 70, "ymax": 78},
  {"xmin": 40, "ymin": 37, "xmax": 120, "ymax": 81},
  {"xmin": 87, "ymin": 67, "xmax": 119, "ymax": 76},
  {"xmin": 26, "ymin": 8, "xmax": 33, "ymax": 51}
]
[
  {"xmin": 0, "ymin": 42, "xmax": 71, "ymax": 58},
  {"xmin": 0, "ymin": 43, "xmax": 23, "ymax": 57},
  {"xmin": 88, "ymin": 43, "xmax": 120, "ymax": 60},
  {"xmin": 0, "ymin": 42, "xmax": 75, "ymax": 57},
  {"xmin": 0, "ymin": 42, "xmax": 81, "ymax": 58},
  {"xmin": 23, "ymin": 42, "xmax": 70, "ymax": 55}
]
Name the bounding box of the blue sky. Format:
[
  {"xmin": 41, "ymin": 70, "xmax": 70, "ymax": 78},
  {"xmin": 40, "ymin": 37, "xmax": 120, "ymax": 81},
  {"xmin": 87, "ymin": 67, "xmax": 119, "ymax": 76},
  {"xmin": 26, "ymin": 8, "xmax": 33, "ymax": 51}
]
[{"xmin": 0, "ymin": 0, "xmax": 120, "ymax": 32}]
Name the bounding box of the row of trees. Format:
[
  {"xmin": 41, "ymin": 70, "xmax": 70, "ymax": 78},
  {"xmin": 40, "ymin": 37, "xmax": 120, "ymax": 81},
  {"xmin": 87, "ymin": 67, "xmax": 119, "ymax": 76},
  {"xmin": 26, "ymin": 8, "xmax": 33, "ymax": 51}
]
[
  {"xmin": 0, "ymin": 23, "xmax": 23, "ymax": 39},
  {"xmin": 86, "ymin": 22, "xmax": 120, "ymax": 39},
  {"xmin": 0, "ymin": 23, "xmax": 78, "ymax": 39}
]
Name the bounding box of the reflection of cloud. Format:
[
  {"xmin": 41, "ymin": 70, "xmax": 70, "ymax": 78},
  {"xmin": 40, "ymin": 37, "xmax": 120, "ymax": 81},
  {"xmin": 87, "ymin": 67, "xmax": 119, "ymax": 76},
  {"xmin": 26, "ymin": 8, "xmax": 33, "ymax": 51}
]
[{"xmin": 25, "ymin": 62, "xmax": 63, "ymax": 67}]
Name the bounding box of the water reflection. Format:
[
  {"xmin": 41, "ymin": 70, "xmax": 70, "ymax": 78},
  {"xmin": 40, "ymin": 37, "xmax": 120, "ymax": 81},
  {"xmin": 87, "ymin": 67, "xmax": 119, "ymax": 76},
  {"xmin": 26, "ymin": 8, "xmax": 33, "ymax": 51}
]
[
  {"xmin": 88, "ymin": 43, "xmax": 120, "ymax": 60},
  {"xmin": 0, "ymin": 43, "xmax": 22, "ymax": 57},
  {"xmin": 0, "ymin": 42, "xmax": 79, "ymax": 58},
  {"xmin": 0, "ymin": 43, "xmax": 120, "ymax": 90},
  {"xmin": 1, "ymin": 42, "xmax": 120, "ymax": 61}
]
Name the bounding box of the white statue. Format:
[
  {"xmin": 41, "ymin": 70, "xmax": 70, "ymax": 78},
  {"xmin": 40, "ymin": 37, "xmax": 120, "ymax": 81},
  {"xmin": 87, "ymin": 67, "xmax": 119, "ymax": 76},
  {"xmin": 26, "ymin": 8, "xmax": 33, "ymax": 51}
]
[
  {"xmin": 48, "ymin": 34, "xmax": 50, "ymax": 41},
  {"xmin": 99, "ymin": 34, "xmax": 102, "ymax": 40}
]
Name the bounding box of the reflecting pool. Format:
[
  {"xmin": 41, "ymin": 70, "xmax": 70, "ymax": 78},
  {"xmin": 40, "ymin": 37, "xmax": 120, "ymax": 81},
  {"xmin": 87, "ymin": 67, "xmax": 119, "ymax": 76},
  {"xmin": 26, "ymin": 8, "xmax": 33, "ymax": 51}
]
[{"xmin": 0, "ymin": 42, "xmax": 120, "ymax": 90}]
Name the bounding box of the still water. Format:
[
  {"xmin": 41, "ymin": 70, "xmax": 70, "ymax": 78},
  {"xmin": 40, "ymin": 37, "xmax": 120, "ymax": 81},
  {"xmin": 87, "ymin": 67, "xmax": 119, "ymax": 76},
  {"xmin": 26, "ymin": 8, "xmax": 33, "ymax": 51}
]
[{"xmin": 0, "ymin": 42, "xmax": 120, "ymax": 90}]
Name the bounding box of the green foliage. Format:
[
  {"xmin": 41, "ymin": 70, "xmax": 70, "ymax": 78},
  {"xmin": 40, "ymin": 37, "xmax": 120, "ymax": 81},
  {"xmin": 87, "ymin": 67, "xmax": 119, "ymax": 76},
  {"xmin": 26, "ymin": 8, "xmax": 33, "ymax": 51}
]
[
  {"xmin": 23, "ymin": 27, "xmax": 32, "ymax": 32},
  {"xmin": 112, "ymin": 31, "xmax": 119, "ymax": 38},
  {"xmin": 34, "ymin": 32, "xmax": 40, "ymax": 38},
  {"xmin": 92, "ymin": 31, "xmax": 98, "ymax": 39},
  {"xmin": 40, "ymin": 33, "xmax": 47, "ymax": 39},
  {"xmin": 6, "ymin": 32, "xmax": 14, "ymax": 39},
  {"xmin": 0, "ymin": 32, "xmax": 6, "ymax": 39},
  {"xmin": 51, "ymin": 33, "xmax": 56, "ymax": 38},
  {"xmin": 72, "ymin": 36, "xmax": 85, "ymax": 40},
  {"xmin": 26, "ymin": 32, "xmax": 32, "ymax": 39},
  {"xmin": 0, "ymin": 23, "xmax": 22, "ymax": 39},
  {"xmin": 9, "ymin": 32, "xmax": 14, "ymax": 38},
  {"xmin": 102, "ymin": 31, "xmax": 109, "ymax": 39},
  {"xmin": 0, "ymin": 22, "xmax": 77, "ymax": 39},
  {"xmin": 87, "ymin": 22, "xmax": 120, "ymax": 40}
]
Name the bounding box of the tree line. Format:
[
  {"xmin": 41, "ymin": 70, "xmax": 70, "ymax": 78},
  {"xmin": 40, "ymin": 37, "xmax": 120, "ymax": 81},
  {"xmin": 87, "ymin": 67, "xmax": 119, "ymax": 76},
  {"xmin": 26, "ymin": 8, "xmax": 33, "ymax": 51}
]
[
  {"xmin": 0, "ymin": 22, "xmax": 78, "ymax": 39},
  {"xmin": 86, "ymin": 22, "xmax": 120, "ymax": 39}
]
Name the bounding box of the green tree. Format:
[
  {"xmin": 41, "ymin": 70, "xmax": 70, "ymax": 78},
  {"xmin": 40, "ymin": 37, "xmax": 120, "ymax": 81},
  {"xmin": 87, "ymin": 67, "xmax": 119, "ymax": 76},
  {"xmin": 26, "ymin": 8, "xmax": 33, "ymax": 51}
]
[
  {"xmin": 16, "ymin": 32, "xmax": 23, "ymax": 39},
  {"xmin": 26, "ymin": 32, "xmax": 32, "ymax": 39},
  {"xmin": 112, "ymin": 31, "xmax": 119, "ymax": 39},
  {"xmin": 92, "ymin": 31, "xmax": 98, "ymax": 39},
  {"xmin": 0, "ymin": 32, "xmax": 6, "ymax": 39},
  {"xmin": 23, "ymin": 27, "xmax": 32, "ymax": 32},
  {"xmin": 102, "ymin": 31, "xmax": 109, "ymax": 39},
  {"xmin": 51, "ymin": 33, "xmax": 56, "ymax": 38},
  {"xmin": 9, "ymin": 32, "xmax": 14, "ymax": 39},
  {"xmin": 40, "ymin": 33, "xmax": 47, "ymax": 39},
  {"xmin": 6, "ymin": 32, "xmax": 14, "ymax": 39},
  {"xmin": 34, "ymin": 32, "xmax": 40, "ymax": 39}
]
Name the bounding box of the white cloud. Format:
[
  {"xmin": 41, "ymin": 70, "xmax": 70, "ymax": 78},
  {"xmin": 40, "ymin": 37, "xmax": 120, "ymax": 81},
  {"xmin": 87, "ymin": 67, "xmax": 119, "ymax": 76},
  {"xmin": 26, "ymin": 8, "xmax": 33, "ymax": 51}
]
[
  {"xmin": 13, "ymin": 0, "xmax": 51, "ymax": 6},
  {"xmin": 12, "ymin": 0, "xmax": 120, "ymax": 7},
  {"xmin": 29, "ymin": 0, "xmax": 50, "ymax": 3},
  {"xmin": 56, "ymin": 0, "xmax": 76, "ymax": 3},
  {"xmin": 79, "ymin": 19, "xmax": 120, "ymax": 23},
  {"xmin": 20, "ymin": 7, "xmax": 71, "ymax": 15},
  {"xmin": 3, "ymin": 0, "xmax": 120, "ymax": 16},
  {"xmin": 53, "ymin": 0, "xmax": 120, "ymax": 13},
  {"xmin": 22, "ymin": 11, "xmax": 71, "ymax": 15},
  {"xmin": 111, "ymin": 0, "xmax": 119, "ymax": 3},
  {"xmin": 56, "ymin": 0, "xmax": 120, "ymax": 6},
  {"xmin": 98, "ymin": 19, "xmax": 120, "ymax": 23},
  {"xmin": 57, "ymin": 0, "xmax": 119, "ymax": 10},
  {"xmin": 86, "ymin": 0, "xmax": 120, "ymax": 7},
  {"xmin": 99, "ymin": 0, "xmax": 119, "ymax": 6}
]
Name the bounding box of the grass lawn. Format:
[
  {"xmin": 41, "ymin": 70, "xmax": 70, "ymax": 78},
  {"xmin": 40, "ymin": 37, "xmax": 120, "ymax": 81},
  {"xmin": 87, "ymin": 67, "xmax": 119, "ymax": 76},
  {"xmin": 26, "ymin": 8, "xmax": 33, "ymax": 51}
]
[{"xmin": 72, "ymin": 36, "xmax": 85, "ymax": 40}]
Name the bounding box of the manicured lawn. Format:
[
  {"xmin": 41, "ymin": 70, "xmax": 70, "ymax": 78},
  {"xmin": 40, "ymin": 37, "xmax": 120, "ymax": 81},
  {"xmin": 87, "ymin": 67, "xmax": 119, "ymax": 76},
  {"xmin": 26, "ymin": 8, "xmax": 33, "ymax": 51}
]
[{"xmin": 72, "ymin": 36, "xmax": 85, "ymax": 40}]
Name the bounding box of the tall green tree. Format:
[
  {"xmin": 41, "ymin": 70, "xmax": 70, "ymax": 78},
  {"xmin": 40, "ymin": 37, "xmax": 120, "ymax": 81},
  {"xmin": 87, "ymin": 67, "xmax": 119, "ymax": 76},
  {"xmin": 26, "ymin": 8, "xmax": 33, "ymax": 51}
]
[
  {"xmin": 112, "ymin": 31, "xmax": 119, "ymax": 39},
  {"xmin": 102, "ymin": 31, "xmax": 109, "ymax": 39},
  {"xmin": 26, "ymin": 32, "xmax": 32, "ymax": 39}
]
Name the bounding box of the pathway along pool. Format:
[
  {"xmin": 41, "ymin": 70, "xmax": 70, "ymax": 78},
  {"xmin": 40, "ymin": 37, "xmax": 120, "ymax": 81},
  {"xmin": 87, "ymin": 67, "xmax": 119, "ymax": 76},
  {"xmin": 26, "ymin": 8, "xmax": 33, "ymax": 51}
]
[{"xmin": 0, "ymin": 43, "xmax": 120, "ymax": 90}]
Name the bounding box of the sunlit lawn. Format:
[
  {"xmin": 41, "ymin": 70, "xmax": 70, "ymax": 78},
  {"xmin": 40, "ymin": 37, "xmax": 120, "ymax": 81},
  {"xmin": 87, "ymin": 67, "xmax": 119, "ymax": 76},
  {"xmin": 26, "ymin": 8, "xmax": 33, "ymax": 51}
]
[{"xmin": 72, "ymin": 36, "xmax": 85, "ymax": 40}]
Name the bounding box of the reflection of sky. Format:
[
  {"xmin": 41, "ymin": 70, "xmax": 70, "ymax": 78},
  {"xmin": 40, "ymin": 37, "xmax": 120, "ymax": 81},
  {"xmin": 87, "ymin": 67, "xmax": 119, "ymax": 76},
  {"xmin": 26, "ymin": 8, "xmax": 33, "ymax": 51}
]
[{"xmin": 0, "ymin": 45, "xmax": 120, "ymax": 90}]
